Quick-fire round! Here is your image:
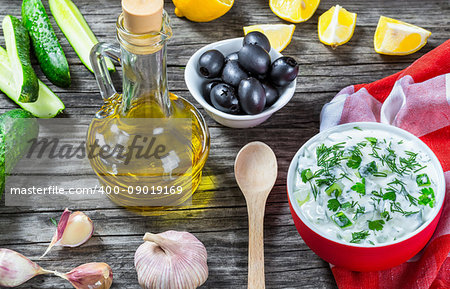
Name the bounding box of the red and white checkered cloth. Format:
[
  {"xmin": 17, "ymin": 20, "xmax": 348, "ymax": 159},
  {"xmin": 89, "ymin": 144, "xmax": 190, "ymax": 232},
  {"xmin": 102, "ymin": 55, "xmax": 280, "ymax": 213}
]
[{"xmin": 320, "ymin": 39, "xmax": 450, "ymax": 289}]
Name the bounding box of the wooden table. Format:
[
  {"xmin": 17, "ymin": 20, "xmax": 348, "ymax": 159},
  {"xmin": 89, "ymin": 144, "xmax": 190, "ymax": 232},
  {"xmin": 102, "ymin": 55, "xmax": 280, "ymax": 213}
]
[{"xmin": 0, "ymin": 0, "xmax": 448, "ymax": 288}]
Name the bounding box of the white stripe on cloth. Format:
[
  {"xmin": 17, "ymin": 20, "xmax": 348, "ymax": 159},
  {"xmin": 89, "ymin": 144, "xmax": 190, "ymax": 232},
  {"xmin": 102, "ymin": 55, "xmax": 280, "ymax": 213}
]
[
  {"xmin": 380, "ymin": 75, "xmax": 410, "ymax": 125},
  {"xmin": 320, "ymin": 85, "xmax": 354, "ymax": 131},
  {"xmin": 446, "ymin": 73, "xmax": 450, "ymax": 105}
]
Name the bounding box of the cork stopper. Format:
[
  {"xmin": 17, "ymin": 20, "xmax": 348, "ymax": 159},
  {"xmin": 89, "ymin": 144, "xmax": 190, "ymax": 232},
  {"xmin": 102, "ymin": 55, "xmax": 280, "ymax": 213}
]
[{"xmin": 122, "ymin": 0, "xmax": 164, "ymax": 34}]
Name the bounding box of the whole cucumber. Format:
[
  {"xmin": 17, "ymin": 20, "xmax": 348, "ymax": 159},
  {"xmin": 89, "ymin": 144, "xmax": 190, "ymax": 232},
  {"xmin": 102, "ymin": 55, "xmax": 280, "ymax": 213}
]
[
  {"xmin": 2, "ymin": 15, "xmax": 39, "ymax": 103},
  {"xmin": 22, "ymin": 0, "xmax": 71, "ymax": 88},
  {"xmin": 0, "ymin": 109, "xmax": 39, "ymax": 199}
]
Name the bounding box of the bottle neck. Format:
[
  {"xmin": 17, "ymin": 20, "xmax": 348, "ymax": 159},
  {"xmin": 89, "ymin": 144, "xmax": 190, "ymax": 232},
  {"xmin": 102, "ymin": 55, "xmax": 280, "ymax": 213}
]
[
  {"xmin": 120, "ymin": 44, "xmax": 171, "ymax": 116},
  {"xmin": 116, "ymin": 11, "xmax": 172, "ymax": 116}
]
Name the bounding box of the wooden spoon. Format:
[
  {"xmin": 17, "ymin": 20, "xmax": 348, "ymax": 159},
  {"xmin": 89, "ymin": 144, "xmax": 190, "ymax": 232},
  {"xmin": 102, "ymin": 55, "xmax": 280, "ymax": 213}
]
[{"xmin": 234, "ymin": 141, "xmax": 278, "ymax": 289}]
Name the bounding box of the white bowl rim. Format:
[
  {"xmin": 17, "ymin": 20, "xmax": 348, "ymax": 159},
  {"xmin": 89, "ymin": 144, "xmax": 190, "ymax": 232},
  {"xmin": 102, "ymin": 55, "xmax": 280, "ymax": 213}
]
[
  {"xmin": 287, "ymin": 122, "xmax": 446, "ymax": 248},
  {"xmin": 185, "ymin": 37, "xmax": 296, "ymax": 121}
]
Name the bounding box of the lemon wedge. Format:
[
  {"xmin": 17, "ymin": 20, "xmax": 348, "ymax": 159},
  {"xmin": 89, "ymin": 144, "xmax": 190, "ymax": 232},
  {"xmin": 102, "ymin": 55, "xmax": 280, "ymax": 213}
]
[
  {"xmin": 374, "ymin": 16, "xmax": 431, "ymax": 55},
  {"xmin": 318, "ymin": 5, "xmax": 356, "ymax": 48},
  {"xmin": 172, "ymin": 0, "xmax": 233, "ymax": 22},
  {"xmin": 270, "ymin": 0, "xmax": 320, "ymax": 23},
  {"xmin": 243, "ymin": 24, "xmax": 296, "ymax": 52}
]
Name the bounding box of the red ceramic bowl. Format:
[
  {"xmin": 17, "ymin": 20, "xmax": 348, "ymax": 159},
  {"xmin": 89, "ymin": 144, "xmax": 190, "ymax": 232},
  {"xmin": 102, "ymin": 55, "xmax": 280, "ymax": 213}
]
[{"xmin": 287, "ymin": 122, "xmax": 446, "ymax": 272}]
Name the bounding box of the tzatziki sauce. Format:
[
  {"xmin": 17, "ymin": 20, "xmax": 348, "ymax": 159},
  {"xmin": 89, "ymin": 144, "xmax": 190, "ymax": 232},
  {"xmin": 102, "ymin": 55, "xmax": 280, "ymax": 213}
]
[{"xmin": 294, "ymin": 126, "xmax": 437, "ymax": 245}]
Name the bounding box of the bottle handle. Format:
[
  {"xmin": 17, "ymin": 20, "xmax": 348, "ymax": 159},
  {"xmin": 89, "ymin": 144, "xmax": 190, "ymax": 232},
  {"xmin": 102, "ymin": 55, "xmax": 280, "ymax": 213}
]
[{"xmin": 90, "ymin": 42, "xmax": 121, "ymax": 100}]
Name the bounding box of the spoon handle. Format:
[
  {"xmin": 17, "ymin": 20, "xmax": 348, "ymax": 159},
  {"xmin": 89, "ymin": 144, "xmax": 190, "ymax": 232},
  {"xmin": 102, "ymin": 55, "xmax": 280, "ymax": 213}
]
[{"xmin": 246, "ymin": 195, "xmax": 267, "ymax": 289}]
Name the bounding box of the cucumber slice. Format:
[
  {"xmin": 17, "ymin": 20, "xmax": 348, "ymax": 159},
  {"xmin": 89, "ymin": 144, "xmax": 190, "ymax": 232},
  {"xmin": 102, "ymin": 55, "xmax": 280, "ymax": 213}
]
[
  {"xmin": 49, "ymin": 0, "xmax": 114, "ymax": 73},
  {"xmin": 325, "ymin": 182, "xmax": 343, "ymax": 197},
  {"xmin": 294, "ymin": 188, "xmax": 310, "ymax": 206},
  {"xmin": 22, "ymin": 0, "xmax": 71, "ymax": 88},
  {"xmin": 2, "ymin": 15, "xmax": 39, "ymax": 103},
  {"xmin": 0, "ymin": 46, "xmax": 65, "ymax": 118}
]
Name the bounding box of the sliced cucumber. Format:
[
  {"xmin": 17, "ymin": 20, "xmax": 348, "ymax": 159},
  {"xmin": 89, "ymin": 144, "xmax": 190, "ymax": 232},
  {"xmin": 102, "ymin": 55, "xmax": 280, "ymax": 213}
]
[
  {"xmin": 49, "ymin": 0, "xmax": 114, "ymax": 72},
  {"xmin": 22, "ymin": 0, "xmax": 71, "ymax": 88},
  {"xmin": 2, "ymin": 15, "xmax": 39, "ymax": 103},
  {"xmin": 0, "ymin": 46, "xmax": 65, "ymax": 118}
]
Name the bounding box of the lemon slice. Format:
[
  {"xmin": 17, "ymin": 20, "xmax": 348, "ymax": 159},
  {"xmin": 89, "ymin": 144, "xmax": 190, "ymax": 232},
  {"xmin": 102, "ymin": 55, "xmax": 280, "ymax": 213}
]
[
  {"xmin": 270, "ymin": 0, "xmax": 320, "ymax": 23},
  {"xmin": 374, "ymin": 16, "xmax": 431, "ymax": 55},
  {"xmin": 243, "ymin": 24, "xmax": 296, "ymax": 52},
  {"xmin": 173, "ymin": 0, "xmax": 234, "ymax": 22},
  {"xmin": 318, "ymin": 5, "xmax": 356, "ymax": 48}
]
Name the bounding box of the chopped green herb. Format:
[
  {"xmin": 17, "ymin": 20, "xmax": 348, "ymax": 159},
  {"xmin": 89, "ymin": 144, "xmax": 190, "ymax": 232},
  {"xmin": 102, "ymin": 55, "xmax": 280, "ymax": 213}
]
[
  {"xmin": 414, "ymin": 165, "xmax": 427, "ymax": 173},
  {"xmin": 381, "ymin": 211, "xmax": 392, "ymax": 221},
  {"xmin": 360, "ymin": 161, "xmax": 378, "ymax": 176},
  {"xmin": 368, "ymin": 219, "xmax": 385, "ymax": 231},
  {"xmin": 371, "ymin": 189, "xmax": 383, "ymax": 198},
  {"xmin": 353, "ymin": 126, "xmax": 362, "ymax": 131},
  {"xmin": 351, "ymin": 178, "xmax": 366, "ymax": 195},
  {"xmin": 313, "ymin": 169, "xmax": 325, "ymax": 178},
  {"xmin": 327, "ymin": 199, "xmax": 341, "ymax": 212},
  {"xmin": 398, "ymin": 151, "xmax": 422, "ymax": 175},
  {"xmin": 406, "ymin": 194, "xmax": 418, "ymax": 206},
  {"xmin": 418, "ymin": 187, "xmax": 435, "ymax": 208},
  {"xmin": 388, "ymin": 178, "xmax": 406, "ymax": 187},
  {"xmin": 50, "ymin": 217, "xmax": 58, "ymax": 227},
  {"xmin": 371, "ymin": 197, "xmax": 381, "ymax": 206},
  {"xmin": 416, "ymin": 174, "xmax": 431, "ymax": 187},
  {"xmin": 382, "ymin": 191, "xmax": 396, "ymax": 201},
  {"xmin": 353, "ymin": 204, "xmax": 365, "ymax": 220},
  {"xmin": 341, "ymin": 201, "xmax": 357, "ymax": 209},
  {"xmin": 301, "ymin": 169, "xmax": 313, "ymax": 183},
  {"xmin": 339, "ymin": 172, "xmax": 353, "ymax": 182},
  {"xmin": 331, "ymin": 212, "xmax": 352, "ymax": 228},
  {"xmin": 347, "ymin": 154, "xmax": 362, "ymax": 169},
  {"xmin": 390, "ymin": 202, "xmax": 419, "ymax": 216},
  {"xmin": 350, "ymin": 230, "xmax": 370, "ymax": 243},
  {"xmin": 309, "ymin": 182, "xmax": 319, "ymax": 200},
  {"xmin": 373, "ymin": 172, "xmax": 387, "ymax": 177},
  {"xmin": 365, "ymin": 137, "xmax": 378, "ymax": 145},
  {"xmin": 316, "ymin": 178, "xmax": 334, "ymax": 187}
]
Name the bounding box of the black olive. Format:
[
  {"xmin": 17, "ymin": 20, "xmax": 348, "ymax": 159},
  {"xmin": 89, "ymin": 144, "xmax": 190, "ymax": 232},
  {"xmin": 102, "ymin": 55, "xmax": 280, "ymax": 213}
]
[
  {"xmin": 238, "ymin": 44, "xmax": 271, "ymax": 76},
  {"xmin": 261, "ymin": 81, "xmax": 279, "ymax": 107},
  {"xmin": 210, "ymin": 83, "xmax": 240, "ymax": 114},
  {"xmin": 243, "ymin": 31, "xmax": 271, "ymax": 52},
  {"xmin": 238, "ymin": 77, "xmax": 266, "ymax": 115},
  {"xmin": 269, "ymin": 56, "xmax": 299, "ymax": 87},
  {"xmin": 225, "ymin": 52, "xmax": 239, "ymax": 62},
  {"xmin": 198, "ymin": 49, "xmax": 225, "ymax": 78},
  {"xmin": 203, "ymin": 80, "xmax": 221, "ymax": 104},
  {"xmin": 221, "ymin": 60, "xmax": 249, "ymax": 87}
]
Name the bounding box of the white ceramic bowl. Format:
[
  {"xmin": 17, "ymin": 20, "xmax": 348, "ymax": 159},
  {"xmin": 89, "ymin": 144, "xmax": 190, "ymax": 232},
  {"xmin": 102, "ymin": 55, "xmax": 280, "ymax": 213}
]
[
  {"xmin": 185, "ymin": 38, "xmax": 296, "ymax": 128},
  {"xmin": 286, "ymin": 122, "xmax": 446, "ymax": 271}
]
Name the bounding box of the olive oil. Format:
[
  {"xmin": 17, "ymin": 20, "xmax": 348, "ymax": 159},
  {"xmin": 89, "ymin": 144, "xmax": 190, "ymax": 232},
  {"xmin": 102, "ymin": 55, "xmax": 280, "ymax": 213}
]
[{"xmin": 87, "ymin": 93, "xmax": 209, "ymax": 207}]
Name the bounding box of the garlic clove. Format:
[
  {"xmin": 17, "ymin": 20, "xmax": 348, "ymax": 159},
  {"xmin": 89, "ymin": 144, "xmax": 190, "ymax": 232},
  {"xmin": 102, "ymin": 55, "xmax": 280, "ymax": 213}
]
[
  {"xmin": 59, "ymin": 211, "xmax": 94, "ymax": 247},
  {"xmin": 0, "ymin": 248, "xmax": 54, "ymax": 287},
  {"xmin": 55, "ymin": 263, "xmax": 113, "ymax": 289},
  {"xmin": 135, "ymin": 231, "xmax": 209, "ymax": 289},
  {"xmin": 42, "ymin": 209, "xmax": 94, "ymax": 258}
]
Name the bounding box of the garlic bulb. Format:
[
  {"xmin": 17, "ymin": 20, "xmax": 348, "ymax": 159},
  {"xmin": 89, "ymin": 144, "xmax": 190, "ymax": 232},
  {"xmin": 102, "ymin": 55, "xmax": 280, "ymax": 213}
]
[
  {"xmin": 42, "ymin": 208, "xmax": 94, "ymax": 257},
  {"xmin": 135, "ymin": 231, "xmax": 208, "ymax": 289}
]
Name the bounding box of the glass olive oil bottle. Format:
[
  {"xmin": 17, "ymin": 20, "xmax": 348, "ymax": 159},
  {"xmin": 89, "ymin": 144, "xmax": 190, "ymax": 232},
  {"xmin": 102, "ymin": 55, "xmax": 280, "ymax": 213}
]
[{"xmin": 87, "ymin": 6, "xmax": 209, "ymax": 207}]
